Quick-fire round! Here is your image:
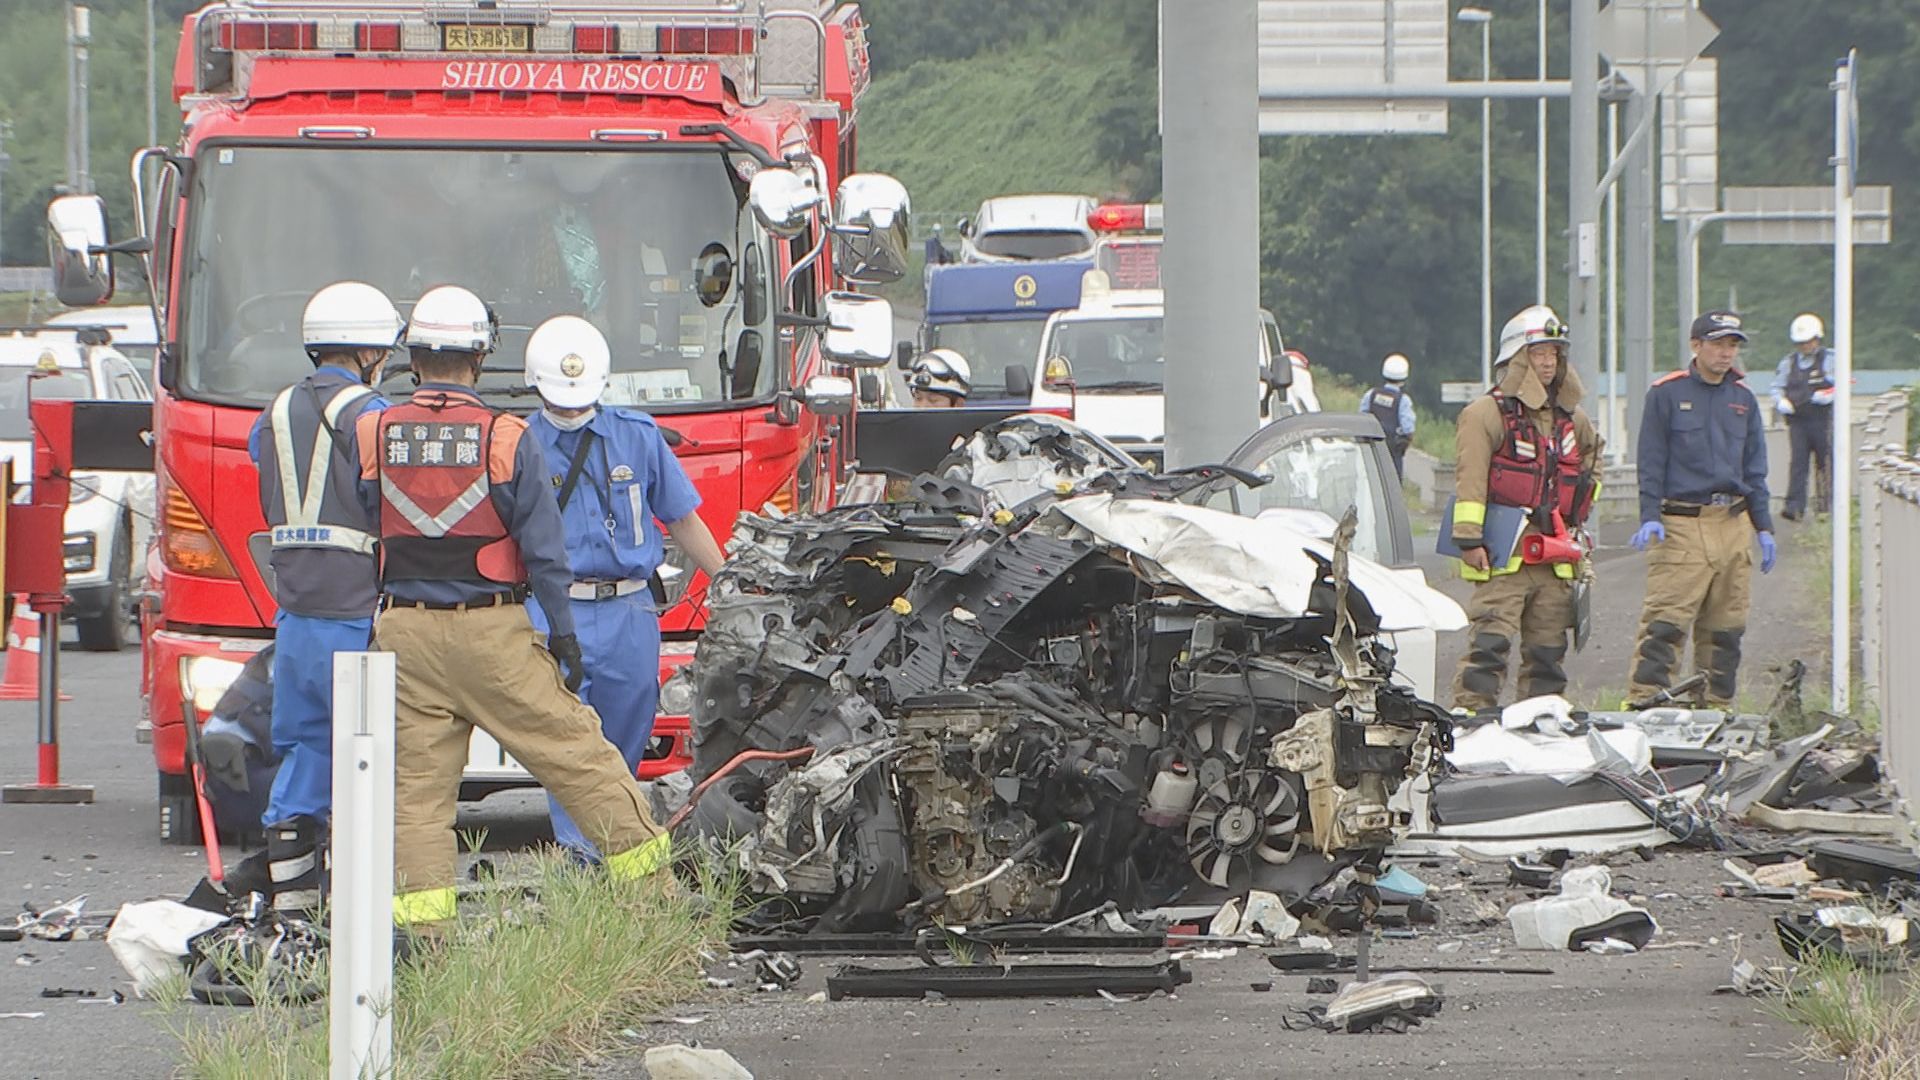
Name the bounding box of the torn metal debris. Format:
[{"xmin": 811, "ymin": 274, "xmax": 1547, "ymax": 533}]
[{"xmin": 677, "ymin": 418, "xmax": 1462, "ymax": 931}]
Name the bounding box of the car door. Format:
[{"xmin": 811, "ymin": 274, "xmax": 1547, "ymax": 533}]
[
  {"xmin": 1211, "ymin": 412, "xmax": 1440, "ymax": 697},
  {"xmin": 1216, "ymin": 412, "xmax": 1414, "ymax": 568}
]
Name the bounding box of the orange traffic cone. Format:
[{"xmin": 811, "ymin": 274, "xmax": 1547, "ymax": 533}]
[{"xmin": 1, "ymin": 597, "xmax": 71, "ymax": 702}]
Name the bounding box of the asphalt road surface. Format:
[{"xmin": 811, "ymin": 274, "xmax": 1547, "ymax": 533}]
[{"xmin": 0, "ymin": 511, "xmax": 1846, "ymax": 1079}]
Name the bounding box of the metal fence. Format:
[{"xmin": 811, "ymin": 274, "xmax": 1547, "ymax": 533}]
[{"xmin": 1859, "ymin": 391, "xmax": 1919, "ymax": 835}]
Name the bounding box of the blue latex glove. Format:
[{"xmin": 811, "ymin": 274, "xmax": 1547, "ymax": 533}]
[
  {"xmin": 1758, "ymin": 531, "xmax": 1777, "ymax": 574},
  {"xmin": 1631, "ymin": 520, "xmax": 1666, "ymax": 550}
]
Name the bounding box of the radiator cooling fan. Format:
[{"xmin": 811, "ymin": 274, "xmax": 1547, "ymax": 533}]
[{"xmin": 1184, "ymin": 767, "xmax": 1302, "ymax": 889}]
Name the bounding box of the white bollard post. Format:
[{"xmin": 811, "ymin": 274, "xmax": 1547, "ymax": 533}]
[{"xmin": 331, "ymin": 651, "xmax": 395, "ymax": 1080}]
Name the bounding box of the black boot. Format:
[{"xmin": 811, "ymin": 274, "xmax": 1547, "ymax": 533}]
[{"xmin": 266, "ymin": 815, "xmax": 328, "ymax": 919}]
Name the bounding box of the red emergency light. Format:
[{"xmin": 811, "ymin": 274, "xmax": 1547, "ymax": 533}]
[
  {"xmin": 1088, "ymin": 203, "xmax": 1164, "ymax": 233},
  {"xmin": 355, "ymin": 23, "xmax": 401, "ymax": 52},
  {"xmin": 656, "ymin": 26, "xmax": 755, "ymax": 54},
  {"xmin": 572, "ymin": 26, "xmax": 619, "ymax": 53},
  {"xmin": 220, "ymin": 21, "xmax": 316, "ymax": 51}
]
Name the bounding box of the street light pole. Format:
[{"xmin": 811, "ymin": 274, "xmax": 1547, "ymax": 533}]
[
  {"xmin": 146, "ymin": 0, "xmax": 158, "ymax": 147},
  {"xmin": 1459, "ymin": 7, "xmax": 1495, "ymax": 388}
]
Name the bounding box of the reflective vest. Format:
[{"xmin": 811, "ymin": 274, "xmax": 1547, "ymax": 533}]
[
  {"xmin": 263, "ymin": 380, "xmax": 379, "ymax": 555},
  {"xmin": 1367, "ymin": 384, "xmax": 1408, "ymax": 446},
  {"xmin": 1783, "ymin": 351, "xmax": 1834, "ymax": 409},
  {"xmin": 372, "ymin": 393, "xmax": 524, "ymax": 585},
  {"xmin": 1484, "ymin": 392, "xmax": 1593, "ymax": 526}
]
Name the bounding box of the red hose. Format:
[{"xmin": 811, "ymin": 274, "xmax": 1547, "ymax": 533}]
[{"xmin": 665, "ymin": 747, "xmax": 816, "ymax": 832}]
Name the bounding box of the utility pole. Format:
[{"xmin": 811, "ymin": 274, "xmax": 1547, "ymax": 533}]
[
  {"xmin": 147, "ymin": 0, "xmax": 159, "ymax": 147},
  {"xmin": 68, "ymin": 5, "xmax": 93, "ymax": 195},
  {"xmin": 1537, "ymin": 0, "xmax": 1549, "ymax": 302},
  {"xmin": 1830, "ymin": 52, "xmax": 1857, "ymax": 713},
  {"xmin": 1622, "ymin": 86, "xmax": 1656, "ymax": 460},
  {"xmin": 0, "ymin": 120, "xmax": 11, "ymax": 272},
  {"xmin": 1161, "ymin": 0, "xmax": 1260, "ymax": 470},
  {"xmin": 1566, "ymin": 0, "xmax": 1602, "ymax": 394}
]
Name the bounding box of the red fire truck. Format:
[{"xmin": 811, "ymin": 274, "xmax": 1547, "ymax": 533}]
[{"xmin": 46, "ymin": 0, "xmax": 906, "ymax": 842}]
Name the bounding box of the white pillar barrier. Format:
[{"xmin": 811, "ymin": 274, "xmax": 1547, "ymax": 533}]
[{"xmin": 331, "ymin": 651, "xmax": 395, "ymax": 1080}]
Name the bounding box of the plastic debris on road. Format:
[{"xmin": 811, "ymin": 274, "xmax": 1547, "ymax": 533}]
[
  {"xmin": 1507, "ymin": 866, "xmax": 1658, "ymax": 952},
  {"xmin": 643, "ymin": 1043, "xmax": 755, "ymax": 1080}
]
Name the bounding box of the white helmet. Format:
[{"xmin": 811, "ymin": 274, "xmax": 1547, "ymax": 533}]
[
  {"xmin": 524, "ymin": 316, "xmax": 610, "ymax": 410},
  {"xmin": 1381, "ymin": 353, "xmax": 1410, "ymax": 382},
  {"xmin": 405, "ymin": 285, "xmax": 497, "ymax": 354},
  {"xmin": 910, "ymin": 348, "xmax": 971, "ymax": 400},
  {"xmin": 1789, "ymin": 313, "xmax": 1824, "ymax": 343},
  {"xmin": 1495, "ymin": 304, "xmax": 1570, "ymax": 366},
  {"xmin": 302, "ymin": 282, "xmax": 404, "ymax": 355}
]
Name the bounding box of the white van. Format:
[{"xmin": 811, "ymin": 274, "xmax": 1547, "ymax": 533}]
[{"xmin": 1025, "ymin": 288, "xmax": 1317, "ymax": 470}]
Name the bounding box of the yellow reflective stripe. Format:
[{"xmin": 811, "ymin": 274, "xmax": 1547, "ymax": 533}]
[
  {"xmin": 1455, "ymin": 500, "xmax": 1487, "ymax": 526},
  {"xmin": 1553, "ymin": 561, "xmax": 1575, "ymax": 580},
  {"xmin": 393, "ymin": 887, "xmax": 457, "ymax": 925},
  {"xmin": 1461, "ymin": 552, "xmax": 1524, "ymax": 582},
  {"xmin": 606, "ymin": 833, "xmax": 673, "ymax": 881}
]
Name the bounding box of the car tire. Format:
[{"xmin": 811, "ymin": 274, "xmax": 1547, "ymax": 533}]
[
  {"xmin": 76, "ymin": 519, "xmax": 132, "ymax": 652},
  {"xmin": 158, "ymin": 770, "xmax": 202, "ymax": 846}
]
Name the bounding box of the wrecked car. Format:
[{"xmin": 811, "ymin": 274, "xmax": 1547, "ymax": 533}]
[{"xmin": 673, "ymin": 416, "xmax": 1465, "ymax": 930}]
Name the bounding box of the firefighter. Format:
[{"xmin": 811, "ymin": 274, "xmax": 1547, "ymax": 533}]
[
  {"xmin": 1360, "ymin": 353, "xmax": 1416, "ymax": 477},
  {"xmin": 1770, "ymin": 313, "xmax": 1837, "ymax": 521},
  {"xmin": 354, "ymin": 286, "xmax": 670, "ymax": 925},
  {"xmin": 247, "ymin": 281, "xmax": 402, "ymax": 916},
  {"xmin": 1449, "ymin": 305, "xmax": 1602, "ymax": 713},
  {"xmin": 521, "ymin": 315, "xmax": 725, "ymax": 859},
  {"xmin": 908, "ymin": 348, "xmax": 971, "ymax": 408},
  {"xmin": 1627, "ymin": 311, "xmax": 1776, "ymax": 708}
]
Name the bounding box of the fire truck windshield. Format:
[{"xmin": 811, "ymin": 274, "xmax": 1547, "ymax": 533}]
[{"xmin": 181, "ymin": 146, "xmax": 769, "ymax": 409}]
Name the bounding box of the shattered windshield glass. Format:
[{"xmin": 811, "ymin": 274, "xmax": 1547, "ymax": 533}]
[
  {"xmin": 181, "ymin": 146, "xmax": 769, "ymax": 408},
  {"xmin": 1045, "ymin": 316, "xmax": 1164, "ymax": 391}
]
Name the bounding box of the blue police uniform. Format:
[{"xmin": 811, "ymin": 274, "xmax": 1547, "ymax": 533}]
[
  {"xmin": 248, "ymin": 367, "xmax": 388, "ymax": 828},
  {"xmin": 526, "ymin": 406, "xmax": 700, "ymax": 857},
  {"xmin": 1635, "ymin": 365, "xmax": 1773, "ymax": 533},
  {"xmin": 1628, "ymin": 361, "xmax": 1773, "ymax": 705},
  {"xmin": 1770, "ymin": 348, "xmax": 1838, "ymax": 518}
]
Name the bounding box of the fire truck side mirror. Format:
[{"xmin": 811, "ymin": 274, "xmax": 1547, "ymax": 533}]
[
  {"xmin": 797, "ymin": 375, "xmax": 855, "ymax": 418},
  {"xmin": 47, "ymin": 195, "xmax": 116, "ymax": 308},
  {"xmin": 831, "ymin": 173, "xmax": 911, "ymax": 286},
  {"xmin": 822, "ymin": 292, "xmax": 893, "ymax": 368},
  {"xmin": 749, "ymin": 167, "xmax": 820, "ymax": 239}
]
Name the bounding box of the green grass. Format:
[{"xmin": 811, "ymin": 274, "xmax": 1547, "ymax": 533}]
[
  {"xmin": 157, "ymin": 853, "xmax": 734, "ymax": 1079},
  {"xmin": 1767, "ymin": 954, "xmax": 1920, "ymax": 1079}
]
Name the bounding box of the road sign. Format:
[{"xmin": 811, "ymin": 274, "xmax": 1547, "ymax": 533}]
[
  {"xmin": 1659, "ymin": 60, "xmax": 1718, "ymax": 220},
  {"xmin": 1595, "ymin": 0, "xmax": 1719, "ymax": 98},
  {"xmin": 1439, "ymin": 381, "xmax": 1482, "ymax": 404},
  {"xmin": 1722, "ymin": 185, "xmax": 1892, "ymax": 245},
  {"xmin": 1256, "ymin": 0, "xmax": 1449, "ymax": 136}
]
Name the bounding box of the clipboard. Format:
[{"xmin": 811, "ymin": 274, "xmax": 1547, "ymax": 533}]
[{"xmin": 1435, "ymin": 498, "xmax": 1528, "ymax": 566}]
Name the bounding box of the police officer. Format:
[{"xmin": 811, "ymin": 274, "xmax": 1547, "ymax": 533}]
[
  {"xmin": 1627, "ymin": 311, "xmax": 1777, "ymax": 708},
  {"xmin": 354, "ymin": 286, "xmax": 670, "ymax": 925},
  {"xmin": 1770, "ymin": 313, "xmax": 1837, "ymax": 521},
  {"xmin": 521, "ymin": 316, "xmax": 725, "ymax": 859},
  {"xmin": 909, "ymin": 348, "xmax": 971, "ymax": 408},
  {"xmin": 1449, "ymin": 306, "xmax": 1602, "ymax": 713},
  {"xmin": 247, "ymin": 281, "xmax": 402, "ymax": 915},
  {"xmin": 1360, "ymin": 353, "xmax": 1416, "ymax": 477}
]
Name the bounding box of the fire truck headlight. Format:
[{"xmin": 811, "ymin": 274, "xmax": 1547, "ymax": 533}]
[
  {"xmin": 658, "ymin": 670, "xmax": 696, "ymax": 718},
  {"xmin": 180, "ymin": 655, "xmax": 247, "ymax": 717}
]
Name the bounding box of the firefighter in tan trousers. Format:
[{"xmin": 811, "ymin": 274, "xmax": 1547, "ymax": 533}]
[
  {"xmin": 355, "ymin": 285, "xmax": 670, "ymax": 925},
  {"xmin": 1450, "ymin": 306, "xmax": 1602, "ymax": 712},
  {"xmin": 1626, "ymin": 311, "xmax": 1777, "ymax": 707}
]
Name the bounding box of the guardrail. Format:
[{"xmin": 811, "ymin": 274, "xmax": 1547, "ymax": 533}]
[{"xmin": 1858, "ymin": 391, "xmax": 1916, "ymax": 834}]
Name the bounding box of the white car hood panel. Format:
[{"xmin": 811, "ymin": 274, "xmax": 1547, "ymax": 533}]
[{"xmin": 1044, "ymin": 494, "xmax": 1467, "ymax": 633}]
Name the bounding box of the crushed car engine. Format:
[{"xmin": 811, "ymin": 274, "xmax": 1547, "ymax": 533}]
[{"xmin": 673, "ymin": 417, "xmax": 1460, "ymax": 932}]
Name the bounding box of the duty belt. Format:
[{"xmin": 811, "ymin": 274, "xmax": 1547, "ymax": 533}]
[
  {"xmin": 379, "ymin": 586, "xmax": 526, "ymax": 612},
  {"xmin": 1661, "ymin": 494, "xmax": 1746, "ymax": 517},
  {"xmin": 567, "ymin": 578, "xmax": 649, "ymax": 603}
]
